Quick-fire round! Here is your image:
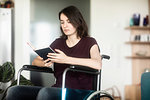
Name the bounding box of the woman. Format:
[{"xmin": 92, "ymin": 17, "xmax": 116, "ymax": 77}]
[
  {"xmin": 6, "ymin": 6, "xmax": 101, "ymax": 100},
  {"xmin": 33, "ymin": 5, "xmax": 101, "ymax": 90}
]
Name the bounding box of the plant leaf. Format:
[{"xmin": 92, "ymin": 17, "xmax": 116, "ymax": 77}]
[
  {"xmin": 0, "ymin": 62, "xmax": 15, "ymax": 83},
  {"xmin": 0, "ymin": 89, "xmax": 4, "ymax": 94}
]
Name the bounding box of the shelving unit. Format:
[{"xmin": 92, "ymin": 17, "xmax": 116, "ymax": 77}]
[
  {"xmin": 125, "ymin": 26, "xmax": 150, "ymax": 100},
  {"xmin": 125, "ymin": 26, "xmax": 150, "ymax": 84}
]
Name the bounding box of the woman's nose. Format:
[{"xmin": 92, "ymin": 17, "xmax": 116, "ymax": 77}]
[{"xmin": 63, "ymin": 22, "xmax": 68, "ymax": 28}]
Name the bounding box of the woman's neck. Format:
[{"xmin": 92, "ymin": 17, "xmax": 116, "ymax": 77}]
[{"xmin": 66, "ymin": 35, "xmax": 81, "ymax": 47}]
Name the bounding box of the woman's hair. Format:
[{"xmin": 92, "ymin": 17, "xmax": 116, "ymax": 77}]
[{"xmin": 59, "ymin": 6, "xmax": 89, "ymax": 39}]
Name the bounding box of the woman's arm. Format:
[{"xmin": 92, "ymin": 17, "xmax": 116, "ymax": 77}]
[
  {"xmin": 32, "ymin": 56, "xmax": 45, "ymax": 66},
  {"xmin": 47, "ymin": 44, "xmax": 102, "ymax": 70},
  {"xmin": 32, "ymin": 56, "xmax": 53, "ymax": 67}
]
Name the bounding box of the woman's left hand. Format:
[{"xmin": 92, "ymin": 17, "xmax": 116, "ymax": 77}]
[{"xmin": 47, "ymin": 49, "xmax": 68, "ymax": 64}]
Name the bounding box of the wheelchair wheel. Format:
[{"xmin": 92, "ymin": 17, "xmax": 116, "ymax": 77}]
[{"xmin": 86, "ymin": 90, "xmax": 114, "ymax": 100}]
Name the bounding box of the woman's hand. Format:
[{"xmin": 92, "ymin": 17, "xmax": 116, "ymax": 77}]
[
  {"xmin": 47, "ymin": 49, "xmax": 68, "ymax": 64},
  {"xmin": 32, "ymin": 56, "xmax": 53, "ymax": 67},
  {"xmin": 44, "ymin": 58, "xmax": 54, "ymax": 67}
]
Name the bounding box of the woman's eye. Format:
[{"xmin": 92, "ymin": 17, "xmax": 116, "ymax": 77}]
[
  {"xmin": 60, "ymin": 21, "xmax": 64, "ymax": 24},
  {"xmin": 67, "ymin": 20, "xmax": 71, "ymax": 23}
]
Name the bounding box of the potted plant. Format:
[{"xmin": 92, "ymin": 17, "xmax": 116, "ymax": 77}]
[
  {"xmin": 0, "ymin": 62, "xmax": 34, "ymax": 100},
  {"xmin": 0, "ymin": 62, "xmax": 15, "ymax": 94}
]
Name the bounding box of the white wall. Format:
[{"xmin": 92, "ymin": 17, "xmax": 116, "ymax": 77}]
[
  {"xmin": 90, "ymin": 0, "xmax": 148, "ymax": 99},
  {"xmin": 14, "ymin": 0, "xmax": 30, "ymax": 79}
]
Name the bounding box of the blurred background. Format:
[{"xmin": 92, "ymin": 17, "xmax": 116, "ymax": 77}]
[{"xmin": 0, "ymin": 0, "xmax": 149, "ymax": 99}]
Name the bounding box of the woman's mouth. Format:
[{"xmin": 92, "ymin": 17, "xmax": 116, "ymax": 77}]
[{"xmin": 64, "ymin": 29, "xmax": 69, "ymax": 32}]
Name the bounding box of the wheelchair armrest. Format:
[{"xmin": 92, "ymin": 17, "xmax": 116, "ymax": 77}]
[
  {"xmin": 69, "ymin": 65, "xmax": 100, "ymax": 75},
  {"xmin": 21, "ymin": 65, "xmax": 54, "ymax": 73},
  {"xmin": 17, "ymin": 65, "xmax": 54, "ymax": 85}
]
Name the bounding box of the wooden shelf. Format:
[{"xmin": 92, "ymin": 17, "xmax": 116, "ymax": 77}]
[
  {"xmin": 125, "ymin": 25, "xmax": 150, "ymax": 84},
  {"xmin": 125, "ymin": 41, "xmax": 150, "ymax": 44},
  {"xmin": 126, "ymin": 56, "xmax": 150, "ymax": 59},
  {"xmin": 125, "ymin": 26, "xmax": 150, "ymax": 30}
]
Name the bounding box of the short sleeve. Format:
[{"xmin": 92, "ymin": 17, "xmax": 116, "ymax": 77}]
[
  {"xmin": 50, "ymin": 39, "xmax": 57, "ymax": 50},
  {"xmin": 87, "ymin": 37, "xmax": 100, "ymax": 52},
  {"xmin": 50, "ymin": 38, "xmax": 63, "ymax": 50}
]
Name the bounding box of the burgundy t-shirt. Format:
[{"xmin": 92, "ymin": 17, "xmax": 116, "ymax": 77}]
[{"xmin": 50, "ymin": 36, "xmax": 98, "ymax": 90}]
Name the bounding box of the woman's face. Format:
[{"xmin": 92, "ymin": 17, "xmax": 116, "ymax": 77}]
[{"xmin": 60, "ymin": 13, "xmax": 77, "ymax": 37}]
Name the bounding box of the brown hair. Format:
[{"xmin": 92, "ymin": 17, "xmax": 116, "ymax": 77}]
[{"xmin": 59, "ymin": 6, "xmax": 89, "ymax": 39}]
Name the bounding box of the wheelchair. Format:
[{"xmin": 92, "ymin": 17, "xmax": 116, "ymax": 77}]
[{"xmin": 17, "ymin": 55, "xmax": 114, "ymax": 100}]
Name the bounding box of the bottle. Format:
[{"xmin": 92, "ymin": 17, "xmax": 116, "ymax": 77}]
[
  {"xmin": 130, "ymin": 18, "xmax": 134, "ymax": 26},
  {"xmin": 133, "ymin": 13, "xmax": 140, "ymax": 26},
  {"xmin": 143, "ymin": 17, "xmax": 147, "ymax": 26},
  {"xmin": 146, "ymin": 15, "xmax": 149, "ymax": 25}
]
